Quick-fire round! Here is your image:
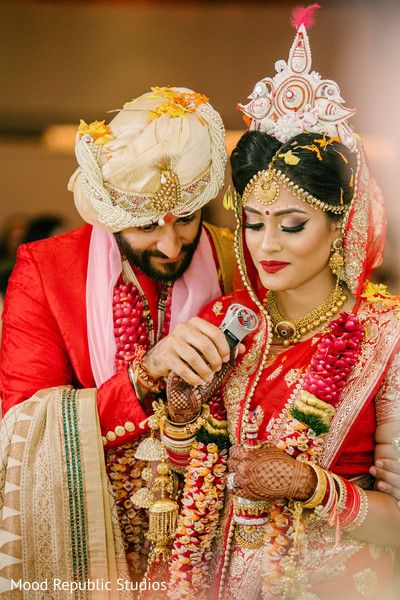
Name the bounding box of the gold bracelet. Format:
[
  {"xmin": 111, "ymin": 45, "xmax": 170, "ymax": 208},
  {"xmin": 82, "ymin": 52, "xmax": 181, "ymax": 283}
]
[
  {"xmin": 164, "ymin": 404, "xmax": 210, "ymax": 440},
  {"xmin": 331, "ymin": 472, "xmax": 347, "ymax": 512},
  {"xmin": 303, "ymin": 462, "xmax": 327, "ymax": 510},
  {"xmin": 314, "ymin": 470, "xmax": 337, "ymax": 518},
  {"xmin": 133, "ymin": 360, "xmax": 164, "ymax": 394}
]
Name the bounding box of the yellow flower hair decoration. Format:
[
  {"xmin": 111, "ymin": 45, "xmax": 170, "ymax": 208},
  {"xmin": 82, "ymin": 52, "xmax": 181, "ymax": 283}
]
[
  {"xmin": 278, "ymin": 149, "xmax": 300, "ymax": 165},
  {"xmin": 284, "ymin": 136, "xmax": 347, "ymax": 165}
]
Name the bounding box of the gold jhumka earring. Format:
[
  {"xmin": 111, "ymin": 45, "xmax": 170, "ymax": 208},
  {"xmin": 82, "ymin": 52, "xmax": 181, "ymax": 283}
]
[{"xmin": 329, "ymin": 237, "xmax": 345, "ymax": 277}]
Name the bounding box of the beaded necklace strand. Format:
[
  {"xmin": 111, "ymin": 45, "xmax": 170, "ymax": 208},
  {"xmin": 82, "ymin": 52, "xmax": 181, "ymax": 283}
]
[{"xmin": 113, "ymin": 259, "xmax": 173, "ymax": 369}]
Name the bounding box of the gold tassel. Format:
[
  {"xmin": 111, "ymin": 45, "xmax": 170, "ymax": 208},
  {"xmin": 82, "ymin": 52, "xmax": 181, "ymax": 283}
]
[
  {"xmin": 146, "ymin": 462, "xmax": 178, "ymax": 563},
  {"xmin": 135, "ymin": 401, "xmax": 178, "ymax": 563},
  {"xmin": 134, "ymin": 430, "xmax": 166, "ymax": 461},
  {"xmin": 276, "ymin": 500, "xmax": 307, "ymax": 600},
  {"xmin": 130, "ymin": 486, "xmax": 155, "ymax": 509}
]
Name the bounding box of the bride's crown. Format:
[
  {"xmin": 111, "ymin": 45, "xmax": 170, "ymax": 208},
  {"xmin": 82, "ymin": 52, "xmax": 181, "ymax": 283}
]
[{"xmin": 237, "ymin": 4, "xmax": 357, "ymax": 151}]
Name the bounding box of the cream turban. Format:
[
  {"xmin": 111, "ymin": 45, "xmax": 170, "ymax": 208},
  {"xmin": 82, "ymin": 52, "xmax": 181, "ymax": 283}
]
[{"xmin": 68, "ymin": 87, "xmax": 227, "ymax": 231}]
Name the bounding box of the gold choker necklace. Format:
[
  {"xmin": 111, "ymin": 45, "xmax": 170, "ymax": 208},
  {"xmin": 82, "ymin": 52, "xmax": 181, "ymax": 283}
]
[{"xmin": 263, "ymin": 285, "xmax": 348, "ymax": 346}]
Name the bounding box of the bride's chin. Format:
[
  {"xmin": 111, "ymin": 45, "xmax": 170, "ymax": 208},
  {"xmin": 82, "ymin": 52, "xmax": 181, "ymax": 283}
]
[{"xmin": 259, "ymin": 273, "xmax": 292, "ymax": 293}]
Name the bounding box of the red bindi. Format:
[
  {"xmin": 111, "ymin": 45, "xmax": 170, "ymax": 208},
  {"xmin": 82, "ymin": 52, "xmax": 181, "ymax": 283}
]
[{"xmin": 265, "ymin": 209, "xmax": 271, "ymax": 216}]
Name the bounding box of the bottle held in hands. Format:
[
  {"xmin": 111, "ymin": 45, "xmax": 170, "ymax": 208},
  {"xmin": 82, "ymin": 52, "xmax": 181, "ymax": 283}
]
[{"xmin": 167, "ymin": 304, "xmax": 258, "ymax": 423}]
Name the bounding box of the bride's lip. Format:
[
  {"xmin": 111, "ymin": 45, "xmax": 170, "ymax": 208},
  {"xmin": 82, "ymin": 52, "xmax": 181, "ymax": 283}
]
[{"xmin": 260, "ymin": 260, "xmax": 290, "ymax": 274}]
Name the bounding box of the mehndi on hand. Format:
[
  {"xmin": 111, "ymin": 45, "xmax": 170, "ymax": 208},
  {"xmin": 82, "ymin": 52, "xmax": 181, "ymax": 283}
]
[
  {"xmin": 167, "ymin": 353, "xmax": 234, "ymax": 423},
  {"xmin": 228, "ymin": 445, "xmax": 317, "ymax": 501}
]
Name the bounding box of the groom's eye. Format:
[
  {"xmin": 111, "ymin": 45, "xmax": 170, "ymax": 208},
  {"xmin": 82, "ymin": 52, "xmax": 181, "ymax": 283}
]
[
  {"xmin": 177, "ymin": 214, "xmax": 196, "ymax": 224},
  {"xmin": 137, "ymin": 222, "xmax": 159, "ymax": 232}
]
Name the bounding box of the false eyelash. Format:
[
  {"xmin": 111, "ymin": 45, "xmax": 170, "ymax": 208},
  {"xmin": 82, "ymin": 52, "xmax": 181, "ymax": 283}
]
[
  {"xmin": 280, "ymin": 221, "xmax": 308, "ymax": 233},
  {"xmin": 244, "ymin": 223, "xmax": 264, "ymax": 231}
]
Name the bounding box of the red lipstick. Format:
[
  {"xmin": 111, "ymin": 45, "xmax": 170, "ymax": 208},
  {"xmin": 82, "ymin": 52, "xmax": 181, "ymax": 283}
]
[{"xmin": 260, "ymin": 260, "xmax": 290, "ymax": 274}]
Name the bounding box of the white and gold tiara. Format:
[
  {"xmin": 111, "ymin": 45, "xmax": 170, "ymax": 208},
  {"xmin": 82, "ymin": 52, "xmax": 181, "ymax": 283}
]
[{"xmin": 237, "ymin": 4, "xmax": 357, "ymax": 151}]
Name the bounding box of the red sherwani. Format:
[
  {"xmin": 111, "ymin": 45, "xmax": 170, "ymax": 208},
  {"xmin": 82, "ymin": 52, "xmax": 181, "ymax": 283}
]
[{"xmin": 0, "ymin": 223, "xmax": 232, "ymax": 448}]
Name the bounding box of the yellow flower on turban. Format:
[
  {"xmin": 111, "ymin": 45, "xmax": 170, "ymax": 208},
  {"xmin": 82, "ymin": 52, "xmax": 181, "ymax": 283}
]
[{"xmin": 78, "ymin": 120, "xmax": 114, "ymax": 146}]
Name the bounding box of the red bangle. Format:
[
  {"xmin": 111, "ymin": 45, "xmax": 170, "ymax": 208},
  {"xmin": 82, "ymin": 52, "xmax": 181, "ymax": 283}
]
[
  {"xmin": 165, "ymin": 447, "xmax": 191, "ymax": 467},
  {"xmin": 335, "ymin": 477, "xmax": 369, "ymax": 529}
]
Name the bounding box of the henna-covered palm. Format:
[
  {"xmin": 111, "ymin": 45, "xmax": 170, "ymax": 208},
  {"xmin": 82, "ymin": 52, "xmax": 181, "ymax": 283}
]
[
  {"xmin": 167, "ymin": 349, "xmax": 235, "ymax": 423},
  {"xmin": 229, "ymin": 445, "xmax": 317, "ymax": 501}
]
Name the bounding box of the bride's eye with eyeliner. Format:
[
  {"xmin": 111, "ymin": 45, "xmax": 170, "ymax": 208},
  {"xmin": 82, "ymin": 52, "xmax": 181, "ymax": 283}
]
[
  {"xmin": 280, "ymin": 220, "xmax": 309, "ymax": 233},
  {"xmin": 244, "ymin": 222, "xmax": 264, "ymax": 230}
]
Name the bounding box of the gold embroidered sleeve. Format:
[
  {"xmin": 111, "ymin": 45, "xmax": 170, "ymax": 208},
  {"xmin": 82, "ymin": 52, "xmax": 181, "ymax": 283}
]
[{"xmin": 374, "ymin": 351, "xmax": 400, "ymax": 424}]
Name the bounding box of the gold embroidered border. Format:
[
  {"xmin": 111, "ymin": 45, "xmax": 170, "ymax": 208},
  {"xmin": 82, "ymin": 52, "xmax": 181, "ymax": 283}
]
[
  {"xmin": 223, "ymin": 316, "xmax": 267, "ymax": 444},
  {"xmin": 343, "ymin": 147, "xmax": 368, "ymax": 296}
]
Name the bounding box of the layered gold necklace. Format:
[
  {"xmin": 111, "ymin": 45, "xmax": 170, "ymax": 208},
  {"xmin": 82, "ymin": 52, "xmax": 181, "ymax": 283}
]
[{"xmin": 263, "ymin": 284, "xmax": 348, "ymax": 346}]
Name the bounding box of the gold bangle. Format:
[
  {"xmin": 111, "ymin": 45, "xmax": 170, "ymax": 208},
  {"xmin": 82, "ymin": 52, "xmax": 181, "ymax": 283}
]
[
  {"xmin": 331, "ymin": 472, "xmax": 347, "ymax": 512},
  {"xmin": 315, "ymin": 470, "xmax": 337, "ymax": 518},
  {"xmin": 164, "ymin": 404, "xmax": 210, "ymax": 440},
  {"xmin": 303, "ymin": 462, "xmax": 327, "ymax": 510}
]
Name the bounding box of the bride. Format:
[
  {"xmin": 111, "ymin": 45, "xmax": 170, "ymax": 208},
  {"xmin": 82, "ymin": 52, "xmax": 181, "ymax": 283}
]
[{"xmin": 157, "ymin": 6, "xmax": 400, "ymax": 600}]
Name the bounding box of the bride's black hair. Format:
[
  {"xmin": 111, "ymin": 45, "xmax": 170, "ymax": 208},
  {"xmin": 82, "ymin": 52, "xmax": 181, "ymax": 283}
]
[{"xmin": 230, "ymin": 131, "xmax": 357, "ymax": 220}]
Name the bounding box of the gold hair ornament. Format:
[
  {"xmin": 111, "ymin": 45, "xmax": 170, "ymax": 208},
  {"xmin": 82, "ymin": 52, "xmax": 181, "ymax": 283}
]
[
  {"xmin": 223, "ymin": 185, "xmax": 235, "ymax": 211},
  {"xmin": 242, "ymin": 168, "xmax": 280, "ymax": 207},
  {"xmin": 241, "ymin": 167, "xmax": 347, "ymax": 215}
]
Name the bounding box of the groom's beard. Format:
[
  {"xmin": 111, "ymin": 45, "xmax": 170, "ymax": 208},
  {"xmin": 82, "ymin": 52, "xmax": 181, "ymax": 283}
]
[{"xmin": 114, "ymin": 221, "xmax": 203, "ymax": 282}]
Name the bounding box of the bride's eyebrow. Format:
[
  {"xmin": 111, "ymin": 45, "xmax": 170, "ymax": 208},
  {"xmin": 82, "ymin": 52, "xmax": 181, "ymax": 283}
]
[
  {"xmin": 272, "ymin": 208, "xmax": 309, "ymax": 216},
  {"xmin": 244, "ymin": 206, "xmax": 310, "ymax": 217},
  {"xmin": 244, "ymin": 206, "xmax": 262, "ymax": 215}
]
